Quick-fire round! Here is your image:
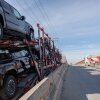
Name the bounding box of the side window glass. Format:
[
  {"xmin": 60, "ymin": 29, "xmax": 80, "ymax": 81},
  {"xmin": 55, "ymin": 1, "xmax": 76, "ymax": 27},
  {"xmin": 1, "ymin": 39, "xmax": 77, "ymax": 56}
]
[
  {"xmin": 13, "ymin": 8, "xmax": 21, "ymax": 18},
  {"xmin": 17, "ymin": 52, "xmax": 22, "ymax": 57},
  {"xmin": 21, "ymin": 50, "xmax": 28, "ymax": 57},
  {"xmin": 13, "ymin": 52, "xmax": 22, "ymax": 58},
  {"xmin": 2, "ymin": 1, "xmax": 12, "ymax": 13}
]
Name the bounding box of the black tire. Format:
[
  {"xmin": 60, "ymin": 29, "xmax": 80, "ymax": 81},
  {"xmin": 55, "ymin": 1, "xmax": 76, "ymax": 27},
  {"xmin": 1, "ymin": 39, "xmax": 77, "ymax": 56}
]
[
  {"xmin": 27, "ymin": 30, "xmax": 34, "ymax": 41},
  {"xmin": 0, "ymin": 23, "xmax": 3, "ymax": 39},
  {"xmin": 1, "ymin": 76, "xmax": 16, "ymax": 99}
]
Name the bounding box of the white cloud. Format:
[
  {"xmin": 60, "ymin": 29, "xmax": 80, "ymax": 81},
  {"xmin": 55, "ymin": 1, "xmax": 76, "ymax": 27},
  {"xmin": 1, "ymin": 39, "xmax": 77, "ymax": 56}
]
[{"xmin": 46, "ymin": 0, "xmax": 100, "ymax": 27}]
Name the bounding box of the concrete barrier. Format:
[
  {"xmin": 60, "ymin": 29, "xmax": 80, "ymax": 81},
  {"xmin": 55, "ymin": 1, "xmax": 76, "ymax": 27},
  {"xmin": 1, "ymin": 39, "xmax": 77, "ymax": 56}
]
[{"xmin": 19, "ymin": 64, "xmax": 67, "ymax": 100}]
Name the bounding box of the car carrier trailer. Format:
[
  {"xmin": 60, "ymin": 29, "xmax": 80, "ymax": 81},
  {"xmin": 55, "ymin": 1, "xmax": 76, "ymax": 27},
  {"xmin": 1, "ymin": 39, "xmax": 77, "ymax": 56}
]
[{"xmin": 0, "ymin": 24, "xmax": 62, "ymax": 100}]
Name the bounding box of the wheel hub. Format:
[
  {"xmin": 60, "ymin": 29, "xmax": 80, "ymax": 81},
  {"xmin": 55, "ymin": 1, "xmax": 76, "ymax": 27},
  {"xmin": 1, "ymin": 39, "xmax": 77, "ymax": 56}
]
[{"xmin": 7, "ymin": 80, "xmax": 16, "ymax": 96}]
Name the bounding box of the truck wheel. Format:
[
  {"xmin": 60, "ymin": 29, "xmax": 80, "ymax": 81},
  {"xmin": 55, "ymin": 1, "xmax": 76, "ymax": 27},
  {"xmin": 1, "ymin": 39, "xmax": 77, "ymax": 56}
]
[
  {"xmin": 2, "ymin": 76, "xmax": 16, "ymax": 99},
  {"xmin": 0, "ymin": 23, "xmax": 3, "ymax": 39}
]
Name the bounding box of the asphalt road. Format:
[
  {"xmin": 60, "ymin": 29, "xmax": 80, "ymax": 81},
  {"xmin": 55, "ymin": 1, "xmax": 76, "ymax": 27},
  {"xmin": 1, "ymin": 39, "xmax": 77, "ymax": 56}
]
[{"xmin": 61, "ymin": 66, "xmax": 100, "ymax": 100}]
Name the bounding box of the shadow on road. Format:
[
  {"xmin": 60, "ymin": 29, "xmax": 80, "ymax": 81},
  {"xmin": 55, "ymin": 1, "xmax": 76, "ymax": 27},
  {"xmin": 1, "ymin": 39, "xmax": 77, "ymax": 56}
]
[{"xmin": 61, "ymin": 66, "xmax": 100, "ymax": 100}]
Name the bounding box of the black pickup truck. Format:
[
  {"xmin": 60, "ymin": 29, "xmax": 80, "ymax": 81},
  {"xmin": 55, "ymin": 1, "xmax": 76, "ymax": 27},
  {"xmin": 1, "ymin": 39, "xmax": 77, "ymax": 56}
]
[
  {"xmin": 0, "ymin": 49, "xmax": 37, "ymax": 99},
  {"xmin": 0, "ymin": 0, "xmax": 34, "ymax": 40}
]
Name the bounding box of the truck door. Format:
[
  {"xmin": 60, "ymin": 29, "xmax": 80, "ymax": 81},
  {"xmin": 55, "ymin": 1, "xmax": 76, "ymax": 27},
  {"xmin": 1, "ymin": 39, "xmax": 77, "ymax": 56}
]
[{"xmin": 11, "ymin": 7, "xmax": 26, "ymax": 34}]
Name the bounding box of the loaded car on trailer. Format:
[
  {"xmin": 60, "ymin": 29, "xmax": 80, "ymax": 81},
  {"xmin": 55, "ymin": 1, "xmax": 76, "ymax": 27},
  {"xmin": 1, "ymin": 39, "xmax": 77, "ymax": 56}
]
[
  {"xmin": 0, "ymin": 0, "xmax": 34, "ymax": 40},
  {"xmin": 0, "ymin": 48, "xmax": 38, "ymax": 99},
  {"xmin": 0, "ymin": 0, "xmax": 62, "ymax": 98}
]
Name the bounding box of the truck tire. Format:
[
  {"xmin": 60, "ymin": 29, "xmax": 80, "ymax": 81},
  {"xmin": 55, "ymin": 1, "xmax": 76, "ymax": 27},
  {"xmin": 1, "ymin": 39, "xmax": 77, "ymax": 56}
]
[
  {"xmin": 1, "ymin": 76, "xmax": 16, "ymax": 99},
  {"xmin": 0, "ymin": 23, "xmax": 3, "ymax": 39}
]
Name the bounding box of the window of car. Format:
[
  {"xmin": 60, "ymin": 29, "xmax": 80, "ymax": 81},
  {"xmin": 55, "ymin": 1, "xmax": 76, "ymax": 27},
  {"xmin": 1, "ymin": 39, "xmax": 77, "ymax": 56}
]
[
  {"xmin": 2, "ymin": 1, "xmax": 12, "ymax": 14},
  {"xmin": 12, "ymin": 52, "xmax": 22, "ymax": 59},
  {"xmin": 12, "ymin": 7, "xmax": 21, "ymax": 18},
  {"xmin": 12, "ymin": 50, "xmax": 29, "ymax": 59},
  {"xmin": 20, "ymin": 50, "xmax": 29, "ymax": 57}
]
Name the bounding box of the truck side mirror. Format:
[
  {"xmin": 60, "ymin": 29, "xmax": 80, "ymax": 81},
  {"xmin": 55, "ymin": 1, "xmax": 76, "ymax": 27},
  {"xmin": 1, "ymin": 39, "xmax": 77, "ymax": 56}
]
[{"xmin": 21, "ymin": 16, "xmax": 25, "ymax": 20}]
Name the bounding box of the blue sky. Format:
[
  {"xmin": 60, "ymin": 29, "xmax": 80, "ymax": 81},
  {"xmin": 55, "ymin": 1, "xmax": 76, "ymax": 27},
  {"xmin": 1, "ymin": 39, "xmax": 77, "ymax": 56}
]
[{"xmin": 6, "ymin": 0, "xmax": 100, "ymax": 63}]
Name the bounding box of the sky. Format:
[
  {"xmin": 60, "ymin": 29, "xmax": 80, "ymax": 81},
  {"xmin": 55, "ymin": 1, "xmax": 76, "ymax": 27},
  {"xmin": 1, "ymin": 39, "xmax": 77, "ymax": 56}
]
[{"xmin": 5, "ymin": 0, "xmax": 100, "ymax": 63}]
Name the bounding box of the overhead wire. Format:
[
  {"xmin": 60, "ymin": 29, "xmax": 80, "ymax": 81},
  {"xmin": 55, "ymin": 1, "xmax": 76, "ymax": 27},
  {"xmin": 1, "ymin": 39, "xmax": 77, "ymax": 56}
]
[
  {"xmin": 23, "ymin": 0, "xmax": 42, "ymax": 24},
  {"xmin": 15, "ymin": 0, "xmax": 37, "ymax": 23},
  {"xmin": 33, "ymin": 0, "xmax": 52, "ymax": 33},
  {"xmin": 37, "ymin": 0, "xmax": 57, "ymax": 35},
  {"xmin": 35, "ymin": 0, "xmax": 59, "ymax": 44},
  {"xmin": 16, "ymin": 0, "xmax": 51, "ymax": 34}
]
